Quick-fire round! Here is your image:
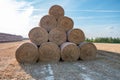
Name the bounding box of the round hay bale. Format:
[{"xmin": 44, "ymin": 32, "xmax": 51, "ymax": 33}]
[
  {"xmin": 79, "ymin": 42, "xmax": 97, "ymax": 60},
  {"xmin": 49, "ymin": 27, "xmax": 66, "ymax": 45},
  {"xmin": 28, "ymin": 27, "xmax": 48, "ymax": 46},
  {"xmin": 15, "ymin": 42, "xmax": 39, "ymax": 64},
  {"xmin": 60, "ymin": 42, "xmax": 80, "ymax": 61},
  {"xmin": 68, "ymin": 28, "xmax": 85, "ymax": 44},
  {"xmin": 57, "ymin": 16, "xmax": 74, "ymax": 32},
  {"xmin": 39, "ymin": 42, "xmax": 60, "ymax": 62},
  {"xmin": 39, "ymin": 15, "xmax": 57, "ymax": 32},
  {"xmin": 49, "ymin": 5, "xmax": 64, "ymax": 20}
]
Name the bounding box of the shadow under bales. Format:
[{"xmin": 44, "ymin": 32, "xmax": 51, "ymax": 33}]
[{"xmin": 20, "ymin": 50, "xmax": 120, "ymax": 80}]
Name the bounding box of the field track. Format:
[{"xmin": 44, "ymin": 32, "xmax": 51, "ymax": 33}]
[{"xmin": 0, "ymin": 40, "xmax": 120, "ymax": 80}]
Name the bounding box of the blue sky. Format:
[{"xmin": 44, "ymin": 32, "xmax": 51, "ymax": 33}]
[{"xmin": 0, "ymin": 0, "xmax": 120, "ymax": 38}]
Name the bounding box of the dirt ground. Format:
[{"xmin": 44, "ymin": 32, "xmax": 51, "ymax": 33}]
[{"xmin": 0, "ymin": 40, "xmax": 120, "ymax": 80}]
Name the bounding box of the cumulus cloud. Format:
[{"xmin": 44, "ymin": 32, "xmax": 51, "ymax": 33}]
[{"xmin": 0, "ymin": 0, "xmax": 34, "ymax": 37}]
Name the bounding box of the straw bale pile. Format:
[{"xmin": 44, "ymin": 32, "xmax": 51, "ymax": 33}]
[{"xmin": 15, "ymin": 5, "xmax": 97, "ymax": 63}]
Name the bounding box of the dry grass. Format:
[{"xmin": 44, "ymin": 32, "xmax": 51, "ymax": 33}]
[
  {"xmin": 94, "ymin": 43, "xmax": 120, "ymax": 53},
  {"xmin": 0, "ymin": 40, "xmax": 120, "ymax": 79},
  {"xmin": 0, "ymin": 40, "xmax": 32, "ymax": 79}
]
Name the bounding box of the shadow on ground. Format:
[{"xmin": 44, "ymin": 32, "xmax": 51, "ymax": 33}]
[{"xmin": 20, "ymin": 50, "xmax": 120, "ymax": 80}]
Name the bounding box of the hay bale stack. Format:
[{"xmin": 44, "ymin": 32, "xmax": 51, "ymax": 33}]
[
  {"xmin": 49, "ymin": 5, "xmax": 64, "ymax": 20},
  {"xmin": 49, "ymin": 27, "xmax": 66, "ymax": 45},
  {"xmin": 15, "ymin": 42, "xmax": 39, "ymax": 64},
  {"xmin": 68, "ymin": 29, "xmax": 85, "ymax": 44},
  {"xmin": 28, "ymin": 27, "xmax": 48, "ymax": 46},
  {"xmin": 57, "ymin": 16, "xmax": 74, "ymax": 32},
  {"xmin": 15, "ymin": 5, "xmax": 97, "ymax": 63},
  {"xmin": 39, "ymin": 42, "xmax": 60, "ymax": 62},
  {"xmin": 60, "ymin": 42, "xmax": 80, "ymax": 61},
  {"xmin": 39, "ymin": 15, "xmax": 57, "ymax": 32},
  {"xmin": 79, "ymin": 42, "xmax": 97, "ymax": 60}
]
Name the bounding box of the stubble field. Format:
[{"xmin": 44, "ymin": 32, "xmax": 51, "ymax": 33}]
[{"xmin": 0, "ymin": 40, "xmax": 120, "ymax": 80}]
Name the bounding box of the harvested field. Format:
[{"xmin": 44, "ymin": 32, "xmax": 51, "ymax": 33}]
[
  {"xmin": 94, "ymin": 43, "xmax": 120, "ymax": 53},
  {"xmin": 0, "ymin": 40, "xmax": 120, "ymax": 80}
]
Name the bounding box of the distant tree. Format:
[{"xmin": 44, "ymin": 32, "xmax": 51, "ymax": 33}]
[{"xmin": 85, "ymin": 37, "xmax": 120, "ymax": 43}]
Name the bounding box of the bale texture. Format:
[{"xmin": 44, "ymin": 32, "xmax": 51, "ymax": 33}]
[
  {"xmin": 39, "ymin": 15, "xmax": 57, "ymax": 32},
  {"xmin": 79, "ymin": 42, "xmax": 97, "ymax": 60},
  {"xmin": 61, "ymin": 42, "xmax": 80, "ymax": 61},
  {"xmin": 49, "ymin": 27, "xmax": 66, "ymax": 45},
  {"xmin": 57, "ymin": 16, "xmax": 74, "ymax": 32},
  {"xmin": 68, "ymin": 29, "xmax": 85, "ymax": 44},
  {"xmin": 49, "ymin": 5, "xmax": 64, "ymax": 20},
  {"xmin": 28, "ymin": 27, "xmax": 48, "ymax": 45},
  {"xmin": 15, "ymin": 42, "xmax": 39, "ymax": 64},
  {"xmin": 39, "ymin": 42, "xmax": 60, "ymax": 62}
]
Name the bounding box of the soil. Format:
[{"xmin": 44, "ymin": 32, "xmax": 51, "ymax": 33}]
[{"xmin": 0, "ymin": 41, "xmax": 120, "ymax": 80}]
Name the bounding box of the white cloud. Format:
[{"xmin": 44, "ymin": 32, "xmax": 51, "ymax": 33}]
[
  {"xmin": 0, "ymin": 0, "xmax": 34, "ymax": 37},
  {"xmin": 0, "ymin": 0, "xmax": 119, "ymax": 38}
]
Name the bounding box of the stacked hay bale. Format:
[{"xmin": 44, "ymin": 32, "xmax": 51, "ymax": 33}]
[{"xmin": 15, "ymin": 5, "xmax": 97, "ymax": 64}]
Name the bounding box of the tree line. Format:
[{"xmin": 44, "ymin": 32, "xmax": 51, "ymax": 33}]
[{"xmin": 85, "ymin": 37, "xmax": 120, "ymax": 43}]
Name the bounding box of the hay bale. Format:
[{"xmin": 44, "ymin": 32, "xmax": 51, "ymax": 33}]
[
  {"xmin": 49, "ymin": 27, "xmax": 66, "ymax": 45},
  {"xmin": 57, "ymin": 16, "xmax": 74, "ymax": 32},
  {"xmin": 68, "ymin": 28, "xmax": 85, "ymax": 44},
  {"xmin": 49, "ymin": 5, "xmax": 64, "ymax": 20},
  {"xmin": 60, "ymin": 42, "xmax": 80, "ymax": 61},
  {"xmin": 79, "ymin": 42, "xmax": 97, "ymax": 60},
  {"xmin": 28, "ymin": 27, "xmax": 48, "ymax": 46},
  {"xmin": 39, "ymin": 42, "xmax": 60, "ymax": 62},
  {"xmin": 15, "ymin": 42, "xmax": 39, "ymax": 64},
  {"xmin": 39, "ymin": 15, "xmax": 57, "ymax": 32}
]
